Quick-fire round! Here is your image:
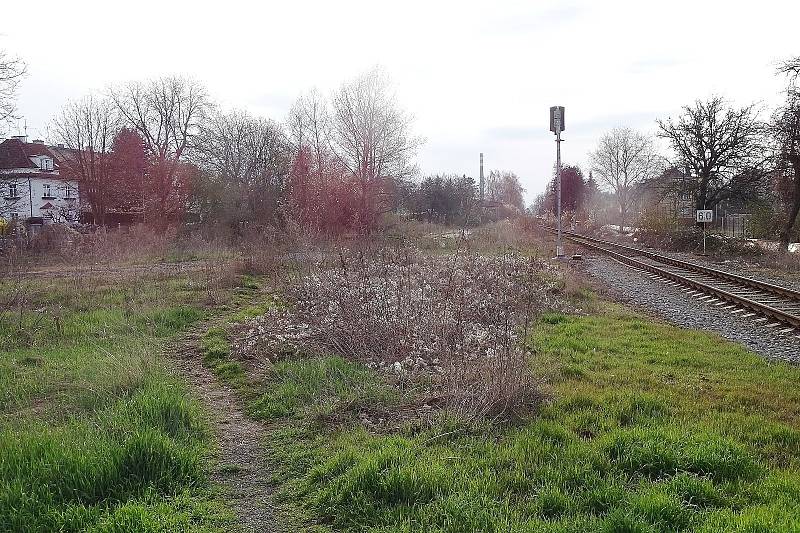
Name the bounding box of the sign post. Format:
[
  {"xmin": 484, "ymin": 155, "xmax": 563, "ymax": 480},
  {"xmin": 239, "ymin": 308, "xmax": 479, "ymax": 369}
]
[
  {"xmin": 696, "ymin": 209, "xmax": 713, "ymax": 255},
  {"xmin": 550, "ymin": 106, "xmax": 565, "ymax": 258}
]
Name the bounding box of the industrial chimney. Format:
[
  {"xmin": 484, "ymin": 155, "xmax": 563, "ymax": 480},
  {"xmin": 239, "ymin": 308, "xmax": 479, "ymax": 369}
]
[{"xmin": 479, "ymin": 153, "xmax": 485, "ymax": 203}]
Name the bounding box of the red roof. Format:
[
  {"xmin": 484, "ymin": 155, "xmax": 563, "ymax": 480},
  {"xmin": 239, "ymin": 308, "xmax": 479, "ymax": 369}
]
[
  {"xmin": 0, "ymin": 138, "xmax": 41, "ymax": 169},
  {"xmin": 0, "ymin": 138, "xmax": 80, "ymax": 181}
]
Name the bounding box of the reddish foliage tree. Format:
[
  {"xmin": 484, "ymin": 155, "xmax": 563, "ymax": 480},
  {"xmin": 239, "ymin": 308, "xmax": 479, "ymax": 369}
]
[
  {"xmin": 107, "ymin": 128, "xmax": 147, "ymax": 216},
  {"xmin": 287, "ymin": 148, "xmax": 363, "ymax": 235},
  {"xmin": 144, "ymin": 160, "xmax": 194, "ymax": 224},
  {"xmin": 549, "ymin": 165, "xmax": 586, "ymax": 215}
]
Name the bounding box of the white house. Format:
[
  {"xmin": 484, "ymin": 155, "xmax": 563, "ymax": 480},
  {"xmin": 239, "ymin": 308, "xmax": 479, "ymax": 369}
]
[{"xmin": 0, "ymin": 136, "xmax": 81, "ymax": 226}]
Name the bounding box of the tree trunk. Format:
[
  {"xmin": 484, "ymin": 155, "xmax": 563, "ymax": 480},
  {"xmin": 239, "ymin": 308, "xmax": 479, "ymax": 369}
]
[
  {"xmin": 779, "ymin": 154, "xmax": 800, "ymax": 249},
  {"xmin": 694, "ymin": 187, "xmax": 708, "ymax": 228}
]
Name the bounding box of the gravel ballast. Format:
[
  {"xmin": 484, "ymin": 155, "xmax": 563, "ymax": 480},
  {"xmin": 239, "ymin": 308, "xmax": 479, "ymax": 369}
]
[{"xmin": 581, "ymin": 256, "xmax": 800, "ymax": 363}]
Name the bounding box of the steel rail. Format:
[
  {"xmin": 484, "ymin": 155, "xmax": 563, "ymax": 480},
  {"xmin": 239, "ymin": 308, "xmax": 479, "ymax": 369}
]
[
  {"xmin": 545, "ymin": 228, "xmax": 800, "ymax": 329},
  {"xmin": 562, "ymin": 230, "xmax": 800, "ymax": 302}
]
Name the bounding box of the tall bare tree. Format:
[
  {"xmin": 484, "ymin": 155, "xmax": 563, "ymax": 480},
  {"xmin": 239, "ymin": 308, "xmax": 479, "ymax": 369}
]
[
  {"xmin": 589, "ymin": 128, "xmax": 662, "ymax": 232},
  {"xmin": 0, "ymin": 49, "xmax": 26, "ymax": 133},
  {"xmin": 773, "ymin": 57, "xmax": 800, "ymax": 248},
  {"xmin": 487, "ymin": 170, "xmax": 526, "ymax": 212},
  {"xmin": 1, "ymin": 49, "xmax": 26, "ymax": 222},
  {"xmin": 54, "ymin": 96, "xmax": 119, "ymax": 225},
  {"xmin": 288, "ymin": 89, "xmax": 331, "ymax": 175},
  {"xmin": 111, "ymin": 77, "xmax": 209, "ymax": 225},
  {"xmin": 329, "ymin": 68, "xmax": 423, "ymax": 229},
  {"xmin": 193, "ymin": 109, "xmax": 291, "ymax": 226},
  {"xmin": 658, "ymin": 97, "xmax": 768, "ymax": 218}
]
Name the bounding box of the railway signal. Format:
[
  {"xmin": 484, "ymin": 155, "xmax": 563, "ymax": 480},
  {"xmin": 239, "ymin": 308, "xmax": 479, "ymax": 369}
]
[{"xmin": 550, "ymin": 106, "xmax": 565, "ymax": 258}]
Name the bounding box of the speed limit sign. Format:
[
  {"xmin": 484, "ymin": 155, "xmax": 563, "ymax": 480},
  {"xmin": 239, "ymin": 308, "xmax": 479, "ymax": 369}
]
[{"xmin": 696, "ymin": 210, "xmax": 713, "ymax": 223}]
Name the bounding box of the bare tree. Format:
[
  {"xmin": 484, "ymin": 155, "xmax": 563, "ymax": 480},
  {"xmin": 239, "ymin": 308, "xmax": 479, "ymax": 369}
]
[
  {"xmin": 657, "ymin": 97, "xmax": 768, "ymax": 217},
  {"xmin": 0, "ymin": 49, "xmax": 26, "ymax": 133},
  {"xmin": 773, "ymin": 57, "xmax": 800, "ymax": 247},
  {"xmin": 54, "ymin": 96, "xmax": 119, "ymax": 225},
  {"xmin": 329, "ymin": 68, "xmax": 423, "ymax": 229},
  {"xmin": 110, "ymin": 77, "xmax": 209, "ymax": 225},
  {"xmin": 487, "ymin": 170, "xmax": 526, "ymax": 212},
  {"xmin": 1, "ymin": 49, "xmax": 26, "ymax": 222},
  {"xmin": 193, "ymin": 109, "xmax": 291, "ymax": 226},
  {"xmin": 589, "ymin": 128, "xmax": 662, "ymax": 232},
  {"xmin": 288, "ymin": 88, "xmax": 331, "ymax": 176}
]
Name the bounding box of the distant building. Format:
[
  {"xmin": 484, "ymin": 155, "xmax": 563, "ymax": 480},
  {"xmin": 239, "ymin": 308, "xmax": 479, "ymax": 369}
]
[
  {"xmin": 641, "ymin": 167, "xmax": 695, "ymax": 221},
  {"xmin": 0, "ymin": 136, "xmax": 81, "ymax": 227}
]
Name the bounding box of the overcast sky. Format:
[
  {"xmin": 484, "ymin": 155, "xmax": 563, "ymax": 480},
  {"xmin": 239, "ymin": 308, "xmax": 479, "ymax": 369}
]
[{"xmin": 2, "ymin": 0, "xmax": 798, "ymax": 201}]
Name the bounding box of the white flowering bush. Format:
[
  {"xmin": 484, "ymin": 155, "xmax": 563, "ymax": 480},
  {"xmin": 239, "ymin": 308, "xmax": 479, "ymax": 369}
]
[{"xmin": 236, "ymin": 246, "xmax": 567, "ymax": 420}]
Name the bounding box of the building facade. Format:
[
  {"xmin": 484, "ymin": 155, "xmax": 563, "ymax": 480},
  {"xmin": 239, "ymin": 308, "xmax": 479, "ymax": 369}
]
[{"xmin": 0, "ymin": 136, "xmax": 81, "ymax": 226}]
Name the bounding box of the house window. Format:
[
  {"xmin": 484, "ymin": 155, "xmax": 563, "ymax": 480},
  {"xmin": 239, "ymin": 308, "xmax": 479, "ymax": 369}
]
[
  {"xmin": 7, "ymin": 183, "xmax": 18, "ymax": 198},
  {"xmin": 64, "ymin": 184, "xmax": 73, "ymax": 199},
  {"xmin": 43, "ymin": 184, "xmax": 52, "ymax": 198},
  {"xmin": 11, "ymin": 213, "xmax": 19, "ymax": 221}
]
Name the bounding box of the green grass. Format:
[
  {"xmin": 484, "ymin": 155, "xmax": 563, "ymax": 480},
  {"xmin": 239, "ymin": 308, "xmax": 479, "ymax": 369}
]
[
  {"xmin": 0, "ymin": 270, "xmax": 239, "ymax": 532},
  {"xmin": 255, "ymin": 304, "xmax": 800, "ymax": 532},
  {"xmin": 249, "ymin": 355, "xmax": 397, "ymax": 421},
  {"xmin": 201, "ymin": 326, "xmax": 247, "ymax": 386}
]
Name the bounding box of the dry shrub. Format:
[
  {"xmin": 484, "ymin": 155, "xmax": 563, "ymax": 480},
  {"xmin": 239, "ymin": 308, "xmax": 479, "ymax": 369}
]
[
  {"xmin": 196, "ymin": 260, "xmax": 241, "ymax": 305},
  {"xmin": 5, "ymin": 223, "xmax": 245, "ymax": 268},
  {"xmin": 237, "ymin": 245, "xmax": 568, "ymax": 422},
  {"xmin": 74, "ymin": 225, "xmax": 178, "ymax": 264},
  {"xmin": 442, "ymin": 351, "xmax": 544, "ymax": 421},
  {"xmin": 234, "ymin": 231, "xmax": 285, "ymax": 277}
]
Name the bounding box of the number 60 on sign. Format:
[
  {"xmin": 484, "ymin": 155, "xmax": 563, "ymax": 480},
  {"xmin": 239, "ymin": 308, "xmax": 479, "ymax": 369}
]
[{"xmin": 696, "ymin": 210, "xmax": 713, "ymax": 223}]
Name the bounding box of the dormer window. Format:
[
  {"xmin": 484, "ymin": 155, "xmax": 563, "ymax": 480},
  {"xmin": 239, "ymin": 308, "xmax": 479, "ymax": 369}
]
[{"xmin": 38, "ymin": 157, "xmax": 53, "ymax": 171}]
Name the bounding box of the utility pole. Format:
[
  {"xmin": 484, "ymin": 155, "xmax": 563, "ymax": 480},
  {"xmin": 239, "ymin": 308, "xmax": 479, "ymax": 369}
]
[{"xmin": 550, "ymin": 106, "xmax": 565, "ymax": 257}]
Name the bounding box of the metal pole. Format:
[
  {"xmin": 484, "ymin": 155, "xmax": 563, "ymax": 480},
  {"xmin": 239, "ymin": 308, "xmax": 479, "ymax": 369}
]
[
  {"xmin": 556, "ymin": 130, "xmax": 564, "ymax": 257},
  {"xmin": 703, "ymin": 222, "xmax": 706, "ymax": 255}
]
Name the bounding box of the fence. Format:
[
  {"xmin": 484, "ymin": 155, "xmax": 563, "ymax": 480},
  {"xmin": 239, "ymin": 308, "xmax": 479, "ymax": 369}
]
[{"xmin": 718, "ymin": 213, "xmax": 752, "ymax": 239}]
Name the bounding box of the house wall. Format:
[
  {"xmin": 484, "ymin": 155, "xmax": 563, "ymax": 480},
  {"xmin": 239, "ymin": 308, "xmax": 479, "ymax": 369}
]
[{"xmin": 1, "ymin": 176, "xmax": 80, "ymax": 223}]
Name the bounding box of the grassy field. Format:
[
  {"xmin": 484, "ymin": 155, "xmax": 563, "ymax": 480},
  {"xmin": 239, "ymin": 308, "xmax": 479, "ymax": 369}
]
[
  {"xmin": 213, "ymin": 295, "xmax": 800, "ymax": 532},
  {"xmin": 0, "ymin": 266, "xmax": 238, "ymax": 532},
  {"xmin": 5, "ymin": 242, "xmax": 800, "ymax": 532}
]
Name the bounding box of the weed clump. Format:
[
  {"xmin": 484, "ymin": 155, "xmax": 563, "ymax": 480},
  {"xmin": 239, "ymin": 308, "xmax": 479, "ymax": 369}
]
[{"xmin": 238, "ymin": 246, "xmax": 568, "ymax": 421}]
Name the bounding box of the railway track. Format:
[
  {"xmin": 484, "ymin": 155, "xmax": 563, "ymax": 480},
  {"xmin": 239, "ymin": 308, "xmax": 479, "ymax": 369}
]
[{"xmin": 549, "ymin": 228, "xmax": 800, "ymax": 336}]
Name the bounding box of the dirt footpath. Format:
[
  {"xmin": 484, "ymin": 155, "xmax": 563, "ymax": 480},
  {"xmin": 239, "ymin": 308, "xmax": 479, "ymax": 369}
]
[{"xmin": 172, "ymin": 325, "xmax": 282, "ymax": 533}]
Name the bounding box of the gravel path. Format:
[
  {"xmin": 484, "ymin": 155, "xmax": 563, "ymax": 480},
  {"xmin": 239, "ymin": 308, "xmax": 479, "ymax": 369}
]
[
  {"xmin": 582, "ymin": 256, "xmax": 800, "ymax": 363},
  {"xmin": 173, "ymin": 325, "xmax": 282, "ymax": 533}
]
